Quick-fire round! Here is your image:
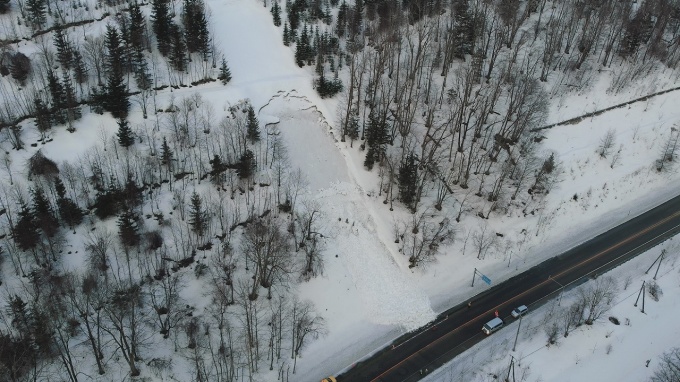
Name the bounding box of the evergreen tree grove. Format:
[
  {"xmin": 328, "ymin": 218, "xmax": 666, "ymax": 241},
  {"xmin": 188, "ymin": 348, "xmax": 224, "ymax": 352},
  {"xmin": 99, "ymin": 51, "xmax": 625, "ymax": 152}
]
[{"xmin": 183, "ymin": 0, "xmax": 211, "ymax": 58}]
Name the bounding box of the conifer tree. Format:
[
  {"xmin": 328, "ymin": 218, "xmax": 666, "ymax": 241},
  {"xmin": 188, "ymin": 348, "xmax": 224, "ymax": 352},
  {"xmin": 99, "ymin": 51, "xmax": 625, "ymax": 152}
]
[
  {"xmin": 363, "ymin": 111, "xmax": 388, "ymax": 170},
  {"xmin": 210, "ymin": 154, "xmax": 225, "ymax": 184},
  {"xmin": 236, "ymin": 149, "xmax": 256, "ymax": 179},
  {"xmin": 246, "ymin": 105, "xmax": 260, "ymax": 143},
  {"xmin": 25, "ymin": 0, "xmax": 46, "ymax": 30},
  {"xmin": 55, "ymin": 177, "xmax": 84, "ymax": 228},
  {"xmin": 152, "ymin": 0, "xmax": 172, "ymax": 56},
  {"xmin": 283, "ymin": 22, "xmax": 291, "ymax": 46},
  {"xmin": 0, "ymin": 0, "xmax": 10, "ymax": 13},
  {"xmin": 33, "ymin": 98, "xmax": 52, "ymax": 138},
  {"xmin": 350, "ymin": 0, "xmax": 363, "ymax": 39},
  {"xmin": 128, "ymin": 2, "xmax": 147, "ymax": 52},
  {"xmin": 105, "ymin": 24, "xmax": 125, "ymax": 76},
  {"xmin": 315, "ymin": 51, "xmax": 324, "ymax": 75},
  {"xmin": 295, "ymin": 25, "xmax": 311, "ymax": 67},
  {"xmin": 47, "ymin": 70, "xmax": 66, "ymax": 124},
  {"xmin": 336, "ymin": 1, "xmax": 348, "ymax": 37},
  {"xmin": 316, "ymin": 72, "xmax": 343, "ymax": 98},
  {"xmin": 89, "ymin": 86, "xmax": 105, "ymax": 115},
  {"xmin": 347, "ymin": 113, "xmax": 359, "ymax": 147},
  {"xmin": 122, "ymin": 173, "xmax": 143, "ymax": 208},
  {"xmin": 94, "ymin": 181, "xmax": 123, "ymax": 219},
  {"xmin": 8, "ymin": 295, "xmax": 31, "ymax": 338},
  {"xmin": 118, "ymin": 208, "xmax": 141, "ymax": 249},
  {"xmin": 218, "ymin": 57, "xmax": 232, "ymax": 85},
  {"xmin": 133, "ymin": 47, "xmax": 152, "ymax": 90},
  {"xmin": 53, "ymin": 27, "xmax": 74, "ymax": 70},
  {"xmin": 32, "ymin": 187, "xmax": 59, "ymax": 238},
  {"xmin": 161, "ymin": 137, "xmax": 174, "ymax": 170},
  {"xmin": 117, "ymin": 118, "xmax": 134, "ymax": 148},
  {"xmin": 183, "ymin": 0, "xmax": 211, "ymax": 58},
  {"xmin": 9, "ymin": 52, "xmax": 31, "ymax": 84},
  {"xmin": 398, "ymin": 153, "xmax": 419, "ymax": 211},
  {"xmin": 452, "ymin": 0, "xmax": 474, "ymax": 59},
  {"xmin": 288, "ymin": 3, "xmax": 301, "ymax": 30},
  {"xmin": 271, "ymin": 2, "xmax": 281, "ymax": 26},
  {"xmin": 104, "ymin": 25, "xmax": 129, "ymax": 118},
  {"xmin": 169, "ymin": 23, "xmax": 187, "ymax": 72},
  {"xmin": 62, "ymin": 72, "xmax": 81, "ymax": 130},
  {"xmin": 13, "ymin": 201, "xmax": 40, "ymax": 251},
  {"xmin": 189, "ymin": 192, "xmax": 206, "ymax": 237},
  {"xmin": 72, "ymin": 50, "xmax": 88, "ymax": 85}
]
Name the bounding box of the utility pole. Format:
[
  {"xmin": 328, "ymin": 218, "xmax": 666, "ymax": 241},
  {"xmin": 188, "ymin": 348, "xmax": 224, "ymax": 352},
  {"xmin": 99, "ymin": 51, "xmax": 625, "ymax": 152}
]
[
  {"xmin": 548, "ymin": 275, "xmax": 565, "ymax": 306},
  {"xmin": 513, "ymin": 314, "xmax": 523, "ymax": 352},
  {"xmin": 653, "ymin": 250, "xmax": 665, "ymax": 280},
  {"xmin": 634, "ymin": 280, "xmax": 646, "ymax": 313},
  {"xmin": 505, "ymin": 355, "xmax": 516, "ymax": 382},
  {"xmin": 645, "ymin": 250, "xmax": 666, "ymax": 280}
]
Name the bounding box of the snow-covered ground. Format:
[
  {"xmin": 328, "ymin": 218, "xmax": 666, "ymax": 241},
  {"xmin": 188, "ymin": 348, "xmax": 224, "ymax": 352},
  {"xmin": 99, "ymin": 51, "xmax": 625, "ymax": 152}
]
[
  {"xmin": 213, "ymin": 4, "xmax": 680, "ymax": 380},
  {"xmin": 2, "ymin": 0, "xmax": 680, "ymax": 381}
]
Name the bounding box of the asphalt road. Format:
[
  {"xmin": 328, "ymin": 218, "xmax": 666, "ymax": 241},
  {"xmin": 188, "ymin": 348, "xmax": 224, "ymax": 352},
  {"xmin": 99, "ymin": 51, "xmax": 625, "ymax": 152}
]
[{"xmin": 337, "ymin": 194, "xmax": 680, "ymax": 382}]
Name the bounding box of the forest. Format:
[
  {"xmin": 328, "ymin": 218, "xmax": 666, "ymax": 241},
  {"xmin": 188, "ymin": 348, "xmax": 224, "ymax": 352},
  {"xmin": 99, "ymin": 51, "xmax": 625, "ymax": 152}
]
[{"xmin": 0, "ymin": 0, "xmax": 680, "ymax": 380}]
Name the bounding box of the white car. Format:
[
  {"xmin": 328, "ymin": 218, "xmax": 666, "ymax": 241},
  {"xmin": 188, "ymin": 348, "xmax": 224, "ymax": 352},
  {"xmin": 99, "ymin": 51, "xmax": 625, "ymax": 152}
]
[{"xmin": 511, "ymin": 305, "xmax": 528, "ymax": 318}]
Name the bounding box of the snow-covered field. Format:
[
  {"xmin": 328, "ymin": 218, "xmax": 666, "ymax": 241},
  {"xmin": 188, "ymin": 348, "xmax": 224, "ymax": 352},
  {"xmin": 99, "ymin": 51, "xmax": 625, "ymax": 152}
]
[{"xmin": 2, "ymin": 0, "xmax": 680, "ymax": 381}]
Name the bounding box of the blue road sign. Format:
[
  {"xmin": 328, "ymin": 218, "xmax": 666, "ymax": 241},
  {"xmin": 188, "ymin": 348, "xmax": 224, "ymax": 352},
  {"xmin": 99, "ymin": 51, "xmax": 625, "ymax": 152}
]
[{"xmin": 481, "ymin": 274, "xmax": 492, "ymax": 285}]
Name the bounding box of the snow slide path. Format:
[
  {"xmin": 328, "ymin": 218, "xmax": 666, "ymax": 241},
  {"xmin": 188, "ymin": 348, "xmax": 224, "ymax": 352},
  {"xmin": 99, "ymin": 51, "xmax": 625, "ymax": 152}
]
[{"xmin": 261, "ymin": 92, "xmax": 436, "ymax": 331}]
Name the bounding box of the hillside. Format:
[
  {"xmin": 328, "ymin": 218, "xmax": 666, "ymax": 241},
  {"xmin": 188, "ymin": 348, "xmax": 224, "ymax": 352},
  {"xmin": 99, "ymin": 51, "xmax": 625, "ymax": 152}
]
[{"xmin": 0, "ymin": 0, "xmax": 680, "ymax": 381}]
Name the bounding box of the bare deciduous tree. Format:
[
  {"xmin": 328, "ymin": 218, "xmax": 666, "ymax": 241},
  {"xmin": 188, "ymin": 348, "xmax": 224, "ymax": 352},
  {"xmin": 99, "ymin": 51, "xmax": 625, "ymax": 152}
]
[
  {"xmin": 290, "ymin": 298, "xmax": 326, "ymax": 374},
  {"xmin": 560, "ymin": 303, "xmax": 583, "ymax": 338},
  {"xmin": 101, "ymin": 281, "xmax": 145, "ymax": 376},
  {"xmin": 579, "ymin": 276, "xmax": 618, "ymax": 325},
  {"xmin": 651, "ymin": 347, "xmax": 680, "ymax": 382},
  {"xmin": 242, "ymin": 218, "xmax": 291, "ymax": 300},
  {"xmin": 472, "ymin": 224, "xmax": 496, "ymax": 260},
  {"xmin": 404, "ymin": 210, "xmax": 455, "ymax": 267},
  {"xmin": 597, "ymin": 129, "xmax": 616, "ymax": 158}
]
